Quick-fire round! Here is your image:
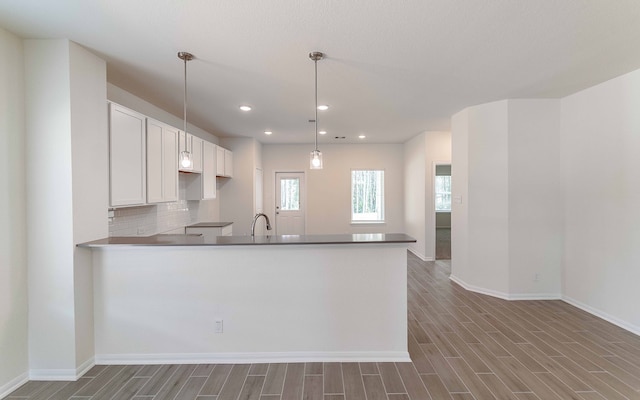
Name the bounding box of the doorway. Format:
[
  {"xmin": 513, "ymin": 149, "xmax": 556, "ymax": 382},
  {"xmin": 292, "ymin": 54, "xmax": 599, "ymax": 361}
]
[
  {"xmin": 275, "ymin": 172, "xmax": 306, "ymax": 235},
  {"xmin": 434, "ymin": 163, "xmax": 451, "ymax": 259}
]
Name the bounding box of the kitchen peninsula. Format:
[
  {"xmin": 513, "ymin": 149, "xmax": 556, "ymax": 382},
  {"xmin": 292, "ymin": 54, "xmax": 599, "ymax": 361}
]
[{"xmin": 80, "ymin": 233, "xmax": 415, "ymax": 364}]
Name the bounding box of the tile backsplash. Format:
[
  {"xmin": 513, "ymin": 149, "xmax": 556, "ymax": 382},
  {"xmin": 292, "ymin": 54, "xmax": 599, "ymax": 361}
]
[{"xmin": 108, "ymin": 177, "xmax": 201, "ymax": 236}]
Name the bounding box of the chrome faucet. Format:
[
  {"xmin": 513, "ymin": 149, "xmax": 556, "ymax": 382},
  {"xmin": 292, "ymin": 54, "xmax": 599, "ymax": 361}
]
[{"xmin": 251, "ymin": 213, "xmax": 272, "ymax": 236}]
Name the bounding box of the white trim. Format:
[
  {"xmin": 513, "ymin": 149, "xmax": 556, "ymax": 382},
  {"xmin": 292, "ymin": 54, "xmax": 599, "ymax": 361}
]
[
  {"xmin": 562, "ymin": 295, "xmax": 640, "ymax": 337},
  {"xmin": 28, "ymin": 357, "xmax": 94, "ymax": 382},
  {"xmin": 449, "ymin": 275, "xmax": 560, "ymax": 301},
  {"xmin": 0, "ymin": 372, "xmax": 29, "ymax": 399},
  {"xmin": 408, "ymin": 248, "xmax": 433, "ymax": 261},
  {"xmin": 95, "ymin": 351, "xmax": 410, "ymax": 365},
  {"xmin": 449, "ymin": 274, "xmax": 510, "ymax": 300}
]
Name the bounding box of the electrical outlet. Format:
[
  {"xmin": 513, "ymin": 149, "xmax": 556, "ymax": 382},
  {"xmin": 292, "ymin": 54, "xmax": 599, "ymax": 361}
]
[
  {"xmin": 533, "ymin": 273, "xmax": 540, "ymax": 282},
  {"xmin": 215, "ymin": 319, "xmax": 223, "ymax": 333}
]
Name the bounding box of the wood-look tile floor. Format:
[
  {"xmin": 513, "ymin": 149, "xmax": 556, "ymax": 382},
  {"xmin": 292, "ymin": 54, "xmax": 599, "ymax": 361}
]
[{"xmin": 7, "ymin": 253, "xmax": 640, "ymax": 400}]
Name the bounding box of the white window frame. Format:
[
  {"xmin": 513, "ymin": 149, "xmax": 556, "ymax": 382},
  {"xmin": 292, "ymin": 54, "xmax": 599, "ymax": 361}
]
[{"xmin": 351, "ymin": 169, "xmax": 385, "ymax": 224}]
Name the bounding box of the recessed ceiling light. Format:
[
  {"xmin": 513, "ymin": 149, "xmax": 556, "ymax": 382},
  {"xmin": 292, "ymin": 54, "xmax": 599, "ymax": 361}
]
[
  {"xmin": 319, "ymin": 130, "xmax": 327, "ymax": 135},
  {"xmin": 264, "ymin": 131, "xmax": 273, "ymax": 135},
  {"xmin": 239, "ymin": 105, "xmax": 252, "ymax": 111},
  {"xmin": 317, "ymin": 105, "xmax": 329, "ymax": 111},
  {"xmin": 358, "ymin": 134, "xmax": 366, "ymax": 139}
]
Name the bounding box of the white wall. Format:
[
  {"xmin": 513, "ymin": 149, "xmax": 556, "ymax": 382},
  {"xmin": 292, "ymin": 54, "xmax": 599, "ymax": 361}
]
[
  {"xmin": 451, "ymin": 101, "xmax": 510, "ymax": 296},
  {"xmin": 451, "ymin": 109, "xmax": 470, "ymax": 293},
  {"xmin": 25, "ymin": 39, "xmax": 108, "ymax": 379},
  {"xmin": 404, "ymin": 132, "xmax": 451, "ymax": 260},
  {"xmin": 0, "ymin": 26, "xmax": 28, "ymax": 397},
  {"xmin": 262, "ymin": 144, "xmax": 405, "ymax": 235},
  {"xmin": 507, "ymin": 100, "xmax": 563, "ymax": 297},
  {"xmin": 69, "ymin": 42, "xmax": 109, "ymax": 368},
  {"xmin": 219, "ymin": 138, "xmax": 263, "ymax": 235},
  {"xmin": 561, "ymin": 68, "xmax": 640, "ymax": 334},
  {"xmin": 404, "ymin": 134, "xmax": 426, "ymax": 258},
  {"xmin": 451, "ymin": 99, "xmax": 563, "ymax": 299}
]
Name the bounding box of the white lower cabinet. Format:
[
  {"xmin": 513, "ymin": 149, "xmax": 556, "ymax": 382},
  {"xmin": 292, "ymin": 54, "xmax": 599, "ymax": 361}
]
[
  {"xmin": 146, "ymin": 119, "xmax": 178, "ymax": 203},
  {"xmin": 185, "ymin": 225, "xmax": 233, "ymax": 240},
  {"xmin": 109, "ymin": 103, "xmax": 147, "ymax": 207},
  {"xmin": 186, "ymin": 140, "xmax": 216, "ymax": 200}
]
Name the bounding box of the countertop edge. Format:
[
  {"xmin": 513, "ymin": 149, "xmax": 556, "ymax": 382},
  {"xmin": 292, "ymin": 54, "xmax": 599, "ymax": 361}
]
[{"xmin": 78, "ymin": 233, "xmax": 416, "ymax": 248}]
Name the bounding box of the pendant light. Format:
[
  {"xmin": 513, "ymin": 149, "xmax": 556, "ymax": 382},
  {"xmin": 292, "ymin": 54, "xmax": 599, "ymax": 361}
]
[
  {"xmin": 309, "ymin": 51, "xmax": 324, "ymax": 170},
  {"xmin": 178, "ymin": 51, "xmax": 194, "ymax": 170}
]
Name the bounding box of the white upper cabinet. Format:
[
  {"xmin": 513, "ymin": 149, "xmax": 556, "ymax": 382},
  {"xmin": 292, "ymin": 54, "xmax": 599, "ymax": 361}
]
[
  {"xmin": 216, "ymin": 145, "xmax": 233, "ymax": 178},
  {"xmin": 202, "ymin": 141, "xmax": 216, "ymax": 199},
  {"xmin": 178, "ymin": 132, "xmax": 203, "ymax": 173},
  {"xmin": 186, "ymin": 140, "xmax": 217, "ymax": 200},
  {"xmin": 109, "ymin": 103, "xmax": 146, "ymax": 207},
  {"xmin": 224, "ymin": 149, "xmax": 233, "ymax": 178},
  {"xmin": 146, "ymin": 118, "xmax": 178, "ymax": 203}
]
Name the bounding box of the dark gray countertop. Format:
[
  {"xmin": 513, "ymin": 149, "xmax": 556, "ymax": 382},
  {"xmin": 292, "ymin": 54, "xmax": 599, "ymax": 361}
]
[
  {"xmin": 78, "ymin": 233, "xmax": 416, "ymax": 247},
  {"xmin": 186, "ymin": 222, "xmax": 233, "ymax": 228}
]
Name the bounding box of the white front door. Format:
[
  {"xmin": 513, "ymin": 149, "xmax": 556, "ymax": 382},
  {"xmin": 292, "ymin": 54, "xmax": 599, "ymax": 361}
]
[{"xmin": 275, "ymin": 172, "xmax": 305, "ymax": 235}]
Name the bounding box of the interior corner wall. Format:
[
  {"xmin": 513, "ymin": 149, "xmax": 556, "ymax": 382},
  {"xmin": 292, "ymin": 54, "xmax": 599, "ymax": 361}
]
[
  {"xmin": 0, "ymin": 26, "xmax": 29, "ymax": 396},
  {"xmin": 561, "ymin": 68, "xmax": 640, "ymax": 334},
  {"xmin": 25, "ymin": 39, "xmax": 77, "ymax": 375},
  {"xmin": 404, "ymin": 134, "xmax": 427, "ymax": 259},
  {"xmin": 69, "ymin": 41, "xmax": 108, "ymax": 369},
  {"xmin": 451, "ymin": 109, "xmax": 470, "ymax": 290},
  {"xmin": 451, "ymin": 101, "xmax": 510, "ymax": 297},
  {"xmin": 507, "ymin": 100, "xmax": 562, "ymax": 298},
  {"xmin": 25, "ymin": 39, "xmax": 108, "ymax": 378}
]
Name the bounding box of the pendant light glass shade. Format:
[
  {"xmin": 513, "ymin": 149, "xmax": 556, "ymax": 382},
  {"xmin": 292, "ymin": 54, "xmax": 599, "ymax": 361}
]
[
  {"xmin": 310, "ymin": 149, "xmax": 323, "ymax": 169},
  {"xmin": 180, "ymin": 149, "xmax": 193, "ymax": 169},
  {"xmin": 309, "ymin": 51, "xmax": 324, "ymax": 170},
  {"xmin": 178, "ymin": 51, "xmax": 194, "ymax": 170}
]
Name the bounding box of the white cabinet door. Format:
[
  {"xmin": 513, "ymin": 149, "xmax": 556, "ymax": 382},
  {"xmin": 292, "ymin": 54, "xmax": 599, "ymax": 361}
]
[
  {"xmin": 190, "ymin": 135, "xmax": 203, "ymax": 173},
  {"xmin": 186, "ymin": 140, "xmax": 216, "ymax": 200},
  {"xmin": 162, "ymin": 127, "xmax": 179, "ymax": 201},
  {"xmin": 215, "ymin": 146, "xmax": 233, "ymax": 178},
  {"xmin": 216, "ymin": 145, "xmax": 225, "ymax": 176},
  {"xmin": 109, "ymin": 103, "xmax": 146, "ymax": 207},
  {"xmin": 202, "ymin": 141, "xmax": 216, "ymax": 199},
  {"xmin": 146, "ymin": 118, "xmax": 178, "ymax": 204},
  {"xmin": 224, "ymin": 149, "xmax": 233, "ymax": 178}
]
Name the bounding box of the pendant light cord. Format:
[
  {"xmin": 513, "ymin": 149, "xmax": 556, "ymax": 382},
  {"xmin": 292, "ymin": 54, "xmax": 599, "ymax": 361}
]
[
  {"xmin": 183, "ymin": 55, "xmax": 188, "ymax": 151},
  {"xmin": 314, "ymin": 58, "xmax": 318, "ymax": 152}
]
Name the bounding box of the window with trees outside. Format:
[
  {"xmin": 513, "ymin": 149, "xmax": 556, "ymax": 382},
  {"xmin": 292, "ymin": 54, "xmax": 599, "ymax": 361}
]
[
  {"xmin": 351, "ymin": 170, "xmax": 384, "ymax": 222},
  {"xmin": 435, "ymin": 175, "xmax": 452, "ymax": 211}
]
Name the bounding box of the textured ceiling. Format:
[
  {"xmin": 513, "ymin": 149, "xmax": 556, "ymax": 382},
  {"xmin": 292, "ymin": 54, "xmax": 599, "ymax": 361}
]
[{"xmin": 2, "ymin": 0, "xmax": 640, "ymax": 144}]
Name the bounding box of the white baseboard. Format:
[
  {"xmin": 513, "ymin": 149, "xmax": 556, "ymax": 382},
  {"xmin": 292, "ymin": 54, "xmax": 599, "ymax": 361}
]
[
  {"xmin": 0, "ymin": 372, "xmax": 28, "ymax": 399},
  {"xmin": 562, "ymin": 295, "xmax": 640, "ymax": 337},
  {"xmin": 449, "ymin": 275, "xmax": 560, "ymax": 301},
  {"xmin": 29, "ymin": 357, "xmax": 95, "ymax": 381},
  {"xmin": 95, "ymin": 351, "xmax": 411, "ymax": 365},
  {"xmin": 407, "ymin": 248, "xmax": 434, "ymax": 262}
]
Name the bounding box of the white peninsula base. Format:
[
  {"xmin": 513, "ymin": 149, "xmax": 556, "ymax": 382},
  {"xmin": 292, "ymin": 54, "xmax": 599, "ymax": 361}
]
[{"xmin": 92, "ymin": 243, "xmax": 409, "ymax": 364}]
